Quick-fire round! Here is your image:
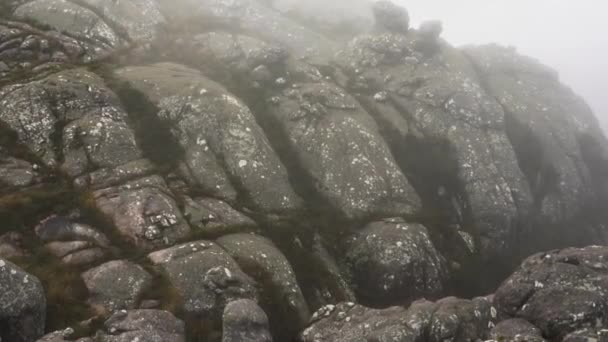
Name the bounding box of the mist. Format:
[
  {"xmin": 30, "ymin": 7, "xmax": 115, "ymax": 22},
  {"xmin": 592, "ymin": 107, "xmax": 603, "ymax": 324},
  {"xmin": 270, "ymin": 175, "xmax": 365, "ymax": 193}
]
[{"xmin": 274, "ymin": 0, "xmax": 608, "ymax": 133}]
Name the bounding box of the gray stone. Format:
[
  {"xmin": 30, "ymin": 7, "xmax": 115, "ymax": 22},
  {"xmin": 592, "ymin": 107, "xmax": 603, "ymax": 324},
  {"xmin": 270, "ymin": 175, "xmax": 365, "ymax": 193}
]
[
  {"xmin": 95, "ymin": 309, "xmax": 185, "ymax": 342},
  {"xmin": 465, "ymin": 45, "xmax": 608, "ymax": 249},
  {"xmin": 82, "ymin": 260, "xmax": 153, "ymax": 312},
  {"xmin": 0, "ymin": 258, "xmax": 46, "ymax": 342},
  {"xmin": 217, "ymin": 234, "xmax": 309, "ymax": 336},
  {"xmin": 0, "ymin": 69, "xmax": 142, "ymax": 173},
  {"xmin": 148, "ymin": 240, "xmax": 257, "ymax": 317},
  {"xmin": 490, "ymin": 318, "xmax": 546, "ymax": 342},
  {"xmin": 222, "ymin": 299, "xmax": 272, "ymax": 342},
  {"xmin": 114, "ymin": 63, "xmax": 303, "ymax": 221},
  {"xmin": 184, "ymin": 196, "xmax": 257, "ymax": 236},
  {"xmin": 372, "ymin": 1, "xmax": 409, "ymax": 33},
  {"xmin": 301, "ymin": 296, "xmax": 494, "ymax": 342},
  {"xmin": 266, "ymin": 81, "xmax": 421, "ymax": 221},
  {"xmin": 335, "ymin": 28, "xmax": 534, "ymax": 267},
  {"xmin": 494, "ymin": 246, "xmax": 608, "ymax": 339},
  {"xmin": 345, "ymin": 219, "xmax": 447, "ymax": 305},
  {"xmin": 93, "ymin": 175, "xmax": 190, "ymax": 251}
]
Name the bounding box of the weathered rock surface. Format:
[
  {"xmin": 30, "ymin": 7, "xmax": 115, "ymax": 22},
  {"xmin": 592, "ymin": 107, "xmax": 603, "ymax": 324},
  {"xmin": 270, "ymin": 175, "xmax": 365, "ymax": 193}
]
[
  {"xmin": 184, "ymin": 196, "xmax": 258, "ymax": 236},
  {"xmin": 217, "ymin": 233, "xmax": 309, "ymax": 337},
  {"xmin": 95, "ymin": 309, "xmax": 185, "ymax": 342},
  {"xmin": 0, "ymin": 69, "xmax": 141, "ymax": 172},
  {"xmin": 465, "ymin": 45, "xmax": 608, "ymax": 249},
  {"xmin": 334, "ymin": 28, "xmax": 534, "ymax": 269},
  {"xmin": 490, "ymin": 318, "xmax": 546, "ymax": 342},
  {"xmin": 0, "ymin": 258, "xmax": 46, "ymax": 342},
  {"xmin": 222, "ymin": 299, "xmax": 272, "ymax": 342},
  {"xmin": 494, "ymin": 246, "xmax": 608, "ymax": 339},
  {"xmin": 148, "ymin": 240, "xmax": 257, "ymax": 317},
  {"xmin": 93, "ymin": 175, "xmax": 190, "ymax": 251},
  {"xmin": 345, "ymin": 219, "xmax": 447, "ymax": 306},
  {"xmin": 82, "ymin": 260, "xmax": 152, "ymax": 312},
  {"xmin": 14, "ymin": 0, "xmax": 164, "ymax": 61},
  {"xmin": 114, "ymin": 63, "xmax": 304, "ymax": 222},
  {"xmin": 1, "ymin": 1, "xmax": 608, "ymax": 341},
  {"xmin": 301, "ymin": 296, "xmax": 495, "ymax": 342}
]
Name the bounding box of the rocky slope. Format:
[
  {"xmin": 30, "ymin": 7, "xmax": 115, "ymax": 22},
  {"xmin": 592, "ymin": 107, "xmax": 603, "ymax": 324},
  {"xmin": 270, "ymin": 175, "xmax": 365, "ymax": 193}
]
[{"xmin": 1, "ymin": 0, "xmax": 607, "ymax": 341}]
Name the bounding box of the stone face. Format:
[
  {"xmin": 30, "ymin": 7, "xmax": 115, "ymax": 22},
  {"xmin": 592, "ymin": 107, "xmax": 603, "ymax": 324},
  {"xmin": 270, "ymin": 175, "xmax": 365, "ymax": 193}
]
[
  {"xmin": 148, "ymin": 240, "xmax": 257, "ymax": 317},
  {"xmin": 0, "ymin": 258, "xmax": 46, "ymax": 342},
  {"xmin": 345, "ymin": 219, "xmax": 447, "ymax": 305},
  {"xmin": 114, "ymin": 63, "xmax": 303, "ymax": 221},
  {"xmin": 217, "ymin": 234, "xmax": 309, "ymax": 337},
  {"xmin": 93, "ymin": 175, "xmax": 190, "ymax": 251},
  {"xmin": 222, "ymin": 299, "xmax": 272, "ymax": 342},
  {"xmin": 82, "ymin": 260, "xmax": 153, "ymax": 312},
  {"xmin": 494, "ymin": 246, "xmax": 608, "ymax": 339}
]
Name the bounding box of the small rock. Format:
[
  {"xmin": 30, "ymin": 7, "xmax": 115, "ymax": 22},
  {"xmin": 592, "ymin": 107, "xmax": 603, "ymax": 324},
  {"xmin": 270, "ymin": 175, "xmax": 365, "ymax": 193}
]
[{"xmin": 222, "ymin": 299, "xmax": 272, "ymax": 342}]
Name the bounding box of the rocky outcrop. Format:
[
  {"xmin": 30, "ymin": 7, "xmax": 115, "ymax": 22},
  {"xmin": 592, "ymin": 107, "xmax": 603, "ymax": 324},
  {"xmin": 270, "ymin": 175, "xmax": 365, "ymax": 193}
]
[
  {"xmin": 301, "ymin": 296, "xmax": 495, "ymax": 342},
  {"xmin": 1, "ymin": 1, "xmax": 608, "ymax": 341},
  {"xmin": 494, "ymin": 246, "xmax": 608, "ymax": 340},
  {"xmin": 344, "ymin": 219, "xmax": 447, "ymax": 306},
  {"xmin": 0, "ymin": 258, "xmax": 46, "ymax": 342}
]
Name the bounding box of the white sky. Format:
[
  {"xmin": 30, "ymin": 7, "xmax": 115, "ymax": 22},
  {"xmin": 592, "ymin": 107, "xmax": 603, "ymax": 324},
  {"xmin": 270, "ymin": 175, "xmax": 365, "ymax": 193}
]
[{"xmin": 397, "ymin": 0, "xmax": 608, "ymax": 132}]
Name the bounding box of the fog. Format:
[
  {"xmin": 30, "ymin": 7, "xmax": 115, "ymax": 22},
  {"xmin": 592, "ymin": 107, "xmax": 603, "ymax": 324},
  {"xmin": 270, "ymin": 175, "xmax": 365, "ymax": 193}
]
[
  {"xmin": 398, "ymin": 0, "xmax": 608, "ymax": 133},
  {"xmin": 274, "ymin": 0, "xmax": 608, "ymax": 133}
]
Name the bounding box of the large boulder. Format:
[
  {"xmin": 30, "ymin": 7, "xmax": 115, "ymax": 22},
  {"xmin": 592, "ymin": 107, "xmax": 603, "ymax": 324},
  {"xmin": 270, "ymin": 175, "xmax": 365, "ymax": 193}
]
[
  {"xmin": 14, "ymin": 0, "xmax": 164, "ymax": 61},
  {"xmin": 157, "ymin": 0, "xmax": 336, "ymax": 64},
  {"xmin": 0, "ymin": 69, "xmax": 142, "ymax": 174},
  {"xmin": 217, "ymin": 233, "xmax": 309, "ymax": 338},
  {"xmin": 301, "ymin": 296, "xmax": 494, "ymax": 342},
  {"xmin": 113, "ymin": 63, "xmax": 303, "ymax": 223},
  {"xmin": 0, "ymin": 258, "xmax": 46, "ymax": 342},
  {"xmin": 160, "ymin": 31, "xmax": 421, "ymax": 222},
  {"xmin": 95, "ymin": 309, "xmax": 185, "ymax": 342},
  {"xmin": 0, "ymin": 20, "xmax": 84, "ymax": 82},
  {"xmin": 82, "ymin": 260, "xmax": 153, "ymax": 312},
  {"xmin": 265, "ymin": 80, "xmax": 421, "ymax": 221},
  {"xmin": 147, "ymin": 240, "xmax": 257, "ymax": 318},
  {"xmin": 0, "ymin": 148, "xmax": 39, "ymax": 194},
  {"xmin": 334, "ymin": 21, "xmax": 534, "ymax": 274},
  {"xmin": 344, "ymin": 218, "xmax": 447, "ymax": 306},
  {"xmin": 494, "ymin": 246, "xmax": 608, "ymax": 339},
  {"xmin": 222, "ymin": 299, "xmax": 272, "ymax": 342},
  {"xmin": 93, "ymin": 175, "xmax": 190, "ymax": 251}
]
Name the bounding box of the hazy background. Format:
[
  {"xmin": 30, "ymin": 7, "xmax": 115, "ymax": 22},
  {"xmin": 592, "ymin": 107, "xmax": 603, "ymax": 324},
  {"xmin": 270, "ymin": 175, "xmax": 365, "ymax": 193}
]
[
  {"xmin": 274, "ymin": 0, "xmax": 607, "ymax": 133},
  {"xmin": 398, "ymin": 0, "xmax": 608, "ymax": 133}
]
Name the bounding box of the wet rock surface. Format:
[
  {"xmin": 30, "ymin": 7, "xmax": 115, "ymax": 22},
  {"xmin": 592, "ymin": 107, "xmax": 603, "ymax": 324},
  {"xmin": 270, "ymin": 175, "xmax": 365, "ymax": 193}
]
[{"xmin": 0, "ymin": 1, "xmax": 608, "ymax": 341}]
